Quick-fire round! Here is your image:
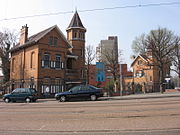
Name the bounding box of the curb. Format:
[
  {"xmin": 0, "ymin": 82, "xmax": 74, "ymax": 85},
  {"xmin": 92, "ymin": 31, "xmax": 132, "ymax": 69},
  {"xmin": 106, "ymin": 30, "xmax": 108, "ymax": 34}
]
[{"xmin": 100, "ymin": 93, "xmax": 180, "ymax": 101}]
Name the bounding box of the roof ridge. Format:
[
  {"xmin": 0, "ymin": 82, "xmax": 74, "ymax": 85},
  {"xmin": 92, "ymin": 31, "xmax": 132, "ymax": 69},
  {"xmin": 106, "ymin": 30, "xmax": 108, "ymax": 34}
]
[
  {"xmin": 28, "ymin": 25, "xmax": 56, "ymax": 42},
  {"xmin": 10, "ymin": 25, "xmax": 72, "ymax": 52}
]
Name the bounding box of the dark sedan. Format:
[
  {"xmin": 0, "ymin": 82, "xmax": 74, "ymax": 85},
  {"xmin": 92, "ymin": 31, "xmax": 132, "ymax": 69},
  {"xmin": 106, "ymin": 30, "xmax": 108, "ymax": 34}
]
[{"xmin": 55, "ymin": 84, "xmax": 103, "ymax": 102}]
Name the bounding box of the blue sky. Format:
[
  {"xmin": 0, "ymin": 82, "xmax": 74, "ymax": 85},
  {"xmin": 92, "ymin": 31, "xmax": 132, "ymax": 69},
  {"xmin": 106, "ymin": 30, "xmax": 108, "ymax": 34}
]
[{"xmin": 0, "ymin": 0, "xmax": 180, "ymax": 70}]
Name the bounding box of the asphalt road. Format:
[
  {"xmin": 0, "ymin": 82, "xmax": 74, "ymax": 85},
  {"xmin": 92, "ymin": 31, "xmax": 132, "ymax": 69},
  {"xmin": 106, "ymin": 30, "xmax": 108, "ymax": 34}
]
[{"xmin": 0, "ymin": 96, "xmax": 180, "ymax": 135}]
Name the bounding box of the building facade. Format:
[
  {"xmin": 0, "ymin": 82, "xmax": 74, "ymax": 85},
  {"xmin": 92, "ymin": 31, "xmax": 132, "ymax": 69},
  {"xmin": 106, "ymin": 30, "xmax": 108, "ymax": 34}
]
[
  {"xmin": 9, "ymin": 11, "xmax": 86, "ymax": 96},
  {"xmin": 88, "ymin": 64, "xmax": 133, "ymax": 96},
  {"xmin": 96, "ymin": 36, "xmax": 118, "ymax": 64},
  {"xmin": 129, "ymin": 49, "xmax": 171, "ymax": 93}
]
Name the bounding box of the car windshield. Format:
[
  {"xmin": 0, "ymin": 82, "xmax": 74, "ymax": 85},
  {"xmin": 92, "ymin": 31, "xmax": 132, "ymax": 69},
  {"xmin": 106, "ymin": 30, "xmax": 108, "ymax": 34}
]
[
  {"xmin": 30, "ymin": 88, "xmax": 37, "ymax": 93},
  {"xmin": 12, "ymin": 89, "xmax": 20, "ymax": 93},
  {"xmin": 89, "ymin": 85, "xmax": 98, "ymax": 89}
]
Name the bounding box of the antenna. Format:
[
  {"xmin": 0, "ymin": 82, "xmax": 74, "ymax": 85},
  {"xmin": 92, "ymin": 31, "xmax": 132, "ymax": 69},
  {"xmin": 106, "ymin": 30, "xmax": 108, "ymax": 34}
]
[{"xmin": 75, "ymin": 6, "xmax": 77, "ymax": 12}]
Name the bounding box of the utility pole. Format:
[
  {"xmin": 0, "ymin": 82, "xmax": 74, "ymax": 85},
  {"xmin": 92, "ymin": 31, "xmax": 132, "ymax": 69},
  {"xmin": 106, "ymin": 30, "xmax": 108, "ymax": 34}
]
[{"xmin": 120, "ymin": 64, "xmax": 123, "ymax": 96}]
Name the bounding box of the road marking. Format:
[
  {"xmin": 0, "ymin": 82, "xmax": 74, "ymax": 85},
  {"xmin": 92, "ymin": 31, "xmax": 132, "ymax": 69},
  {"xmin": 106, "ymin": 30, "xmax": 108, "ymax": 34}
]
[{"xmin": 39, "ymin": 125, "xmax": 46, "ymax": 130}]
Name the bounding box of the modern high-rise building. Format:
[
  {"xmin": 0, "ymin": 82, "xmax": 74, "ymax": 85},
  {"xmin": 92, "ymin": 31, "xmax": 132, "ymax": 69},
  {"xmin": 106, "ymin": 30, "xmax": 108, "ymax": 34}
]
[{"xmin": 96, "ymin": 36, "xmax": 118, "ymax": 64}]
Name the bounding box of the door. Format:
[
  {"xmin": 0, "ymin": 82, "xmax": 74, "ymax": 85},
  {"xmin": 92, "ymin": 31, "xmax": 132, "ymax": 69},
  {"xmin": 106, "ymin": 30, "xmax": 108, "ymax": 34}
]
[
  {"xmin": 11, "ymin": 88, "xmax": 21, "ymax": 101},
  {"xmin": 77, "ymin": 85, "xmax": 90, "ymax": 99},
  {"xmin": 68, "ymin": 86, "xmax": 81, "ymax": 100},
  {"xmin": 18, "ymin": 88, "xmax": 28, "ymax": 101}
]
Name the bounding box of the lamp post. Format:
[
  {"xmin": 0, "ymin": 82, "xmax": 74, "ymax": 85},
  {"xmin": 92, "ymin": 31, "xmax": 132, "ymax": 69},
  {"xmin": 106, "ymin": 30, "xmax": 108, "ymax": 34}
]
[{"xmin": 120, "ymin": 64, "xmax": 123, "ymax": 96}]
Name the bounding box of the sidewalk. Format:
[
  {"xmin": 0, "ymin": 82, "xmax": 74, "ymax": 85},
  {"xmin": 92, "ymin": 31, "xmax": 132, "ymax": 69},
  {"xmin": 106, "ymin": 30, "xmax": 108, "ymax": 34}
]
[{"xmin": 101, "ymin": 92, "xmax": 180, "ymax": 100}]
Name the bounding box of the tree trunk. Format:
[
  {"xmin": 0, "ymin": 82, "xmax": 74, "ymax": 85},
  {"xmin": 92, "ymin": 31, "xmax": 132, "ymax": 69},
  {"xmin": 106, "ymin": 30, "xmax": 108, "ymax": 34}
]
[
  {"xmin": 159, "ymin": 69, "xmax": 165, "ymax": 93},
  {"xmin": 178, "ymin": 73, "xmax": 180, "ymax": 87}
]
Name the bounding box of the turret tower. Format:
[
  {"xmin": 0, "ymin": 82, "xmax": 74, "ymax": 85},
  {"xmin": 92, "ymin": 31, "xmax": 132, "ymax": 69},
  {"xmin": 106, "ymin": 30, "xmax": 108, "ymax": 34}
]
[{"xmin": 66, "ymin": 11, "xmax": 86, "ymax": 82}]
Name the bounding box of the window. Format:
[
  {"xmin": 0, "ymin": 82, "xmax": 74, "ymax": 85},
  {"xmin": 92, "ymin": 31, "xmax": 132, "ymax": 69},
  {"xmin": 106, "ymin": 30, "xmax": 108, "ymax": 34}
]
[
  {"xmin": 136, "ymin": 70, "xmax": 144, "ymax": 77},
  {"xmin": 55, "ymin": 55, "xmax": 61, "ymax": 69},
  {"xmin": 81, "ymin": 48, "xmax": 84, "ymax": 57},
  {"xmin": 48, "ymin": 36, "xmax": 53, "ymax": 45},
  {"xmin": 30, "ymin": 52, "xmax": 35, "ymax": 69},
  {"xmin": 51, "ymin": 85, "xmax": 56, "ymax": 93},
  {"xmin": 20, "ymin": 88, "xmax": 27, "ymax": 93},
  {"xmin": 12, "ymin": 88, "xmax": 20, "ymax": 93},
  {"xmin": 79, "ymin": 32, "xmax": 85, "ymax": 40},
  {"xmin": 48, "ymin": 36, "xmax": 58, "ymax": 46},
  {"xmin": 12, "ymin": 58, "xmax": 15, "ymax": 72},
  {"xmin": 73, "ymin": 31, "xmax": 77, "ymax": 39},
  {"xmin": 61, "ymin": 62, "xmax": 64, "ymax": 69},
  {"xmin": 79, "ymin": 32, "xmax": 81, "ymax": 39},
  {"xmin": 80, "ymin": 85, "xmax": 88, "ymax": 91},
  {"xmin": 81, "ymin": 69, "xmax": 84, "ymax": 78},
  {"xmin": 70, "ymin": 86, "xmax": 81, "ymax": 92},
  {"xmin": 50, "ymin": 61, "xmax": 56, "ymax": 68},
  {"xmin": 138, "ymin": 60, "xmax": 143, "ymax": 65},
  {"xmin": 54, "ymin": 37, "xmax": 58, "ymax": 46},
  {"xmin": 43, "ymin": 54, "xmax": 50, "ymax": 68},
  {"xmin": 150, "ymin": 76, "xmax": 152, "ymax": 81},
  {"xmin": 82, "ymin": 33, "xmax": 85, "ymax": 39}
]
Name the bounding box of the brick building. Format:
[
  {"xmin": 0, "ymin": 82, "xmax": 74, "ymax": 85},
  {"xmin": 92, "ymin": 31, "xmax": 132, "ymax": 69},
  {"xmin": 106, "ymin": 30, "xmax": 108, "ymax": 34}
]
[
  {"xmin": 88, "ymin": 64, "xmax": 133, "ymax": 95},
  {"xmin": 9, "ymin": 11, "xmax": 86, "ymax": 96}
]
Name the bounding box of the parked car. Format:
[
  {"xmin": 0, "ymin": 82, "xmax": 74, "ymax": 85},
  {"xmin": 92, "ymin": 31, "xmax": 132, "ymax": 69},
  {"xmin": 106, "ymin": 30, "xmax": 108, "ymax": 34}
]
[
  {"xmin": 55, "ymin": 84, "xmax": 103, "ymax": 102},
  {"xmin": 3, "ymin": 88, "xmax": 38, "ymax": 103}
]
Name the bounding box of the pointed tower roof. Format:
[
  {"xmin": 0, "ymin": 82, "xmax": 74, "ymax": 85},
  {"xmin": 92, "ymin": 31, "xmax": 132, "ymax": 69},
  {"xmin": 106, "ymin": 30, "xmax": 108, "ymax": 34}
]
[{"xmin": 67, "ymin": 11, "xmax": 86, "ymax": 31}]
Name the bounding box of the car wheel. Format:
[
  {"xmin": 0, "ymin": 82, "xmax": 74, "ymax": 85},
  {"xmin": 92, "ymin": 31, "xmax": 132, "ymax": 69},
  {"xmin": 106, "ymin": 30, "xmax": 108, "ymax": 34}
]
[
  {"xmin": 4, "ymin": 98, "xmax": 10, "ymax": 103},
  {"xmin": 25, "ymin": 97, "xmax": 31, "ymax": 103},
  {"xmin": 60, "ymin": 96, "xmax": 66, "ymax": 102},
  {"xmin": 32, "ymin": 99, "xmax": 37, "ymax": 102},
  {"xmin": 90, "ymin": 95, "xmax": 97, "ymax": 101}
]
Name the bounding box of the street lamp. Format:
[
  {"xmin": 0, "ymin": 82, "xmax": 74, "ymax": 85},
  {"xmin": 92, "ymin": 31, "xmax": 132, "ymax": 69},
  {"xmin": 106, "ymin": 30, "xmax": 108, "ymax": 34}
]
[{"xmin": 120, "ymin": 64, "xmax": 123, "ymax": 96}]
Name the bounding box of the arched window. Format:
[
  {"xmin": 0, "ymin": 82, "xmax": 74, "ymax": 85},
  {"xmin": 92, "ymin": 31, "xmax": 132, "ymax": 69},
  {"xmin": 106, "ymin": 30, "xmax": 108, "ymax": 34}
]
[
  {"xmin": 30, "ymin": 52, "xmax": 35, "ymax": 69},
  {"xmin": 42, "ymin": 53, "xmax": 50, "ymax": 68},
  {"xmin": 73, "ymin": 31, "xmax": 77, "ymax": 39},
  {"xmin": 12, "ymin": 58, "xmax": 15, "ymax": 72}
]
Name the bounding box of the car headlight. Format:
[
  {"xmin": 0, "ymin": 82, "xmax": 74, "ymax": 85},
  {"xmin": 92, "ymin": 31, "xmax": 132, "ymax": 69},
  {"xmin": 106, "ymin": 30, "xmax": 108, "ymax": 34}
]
[{"xmin": 55, "ymin": 93, "xmax": 58, "ymax": 98}]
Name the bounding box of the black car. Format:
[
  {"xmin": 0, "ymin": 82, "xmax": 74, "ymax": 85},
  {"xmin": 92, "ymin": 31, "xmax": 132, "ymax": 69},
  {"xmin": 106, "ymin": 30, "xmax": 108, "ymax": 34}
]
[
  {"xmin": 3, "ymin": 88, "xmax": 38, "ymax": 103},
  {"xmin": 55, "ymin": 84, "xmax": 103, "ymax": 102}
]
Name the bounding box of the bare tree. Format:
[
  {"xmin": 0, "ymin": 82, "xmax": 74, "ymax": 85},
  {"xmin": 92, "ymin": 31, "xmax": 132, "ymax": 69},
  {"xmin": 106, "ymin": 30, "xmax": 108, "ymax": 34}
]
[
  {"xmin": 171, "ymin": 36, "xmax": 180, "ymax": 86},
  {"xmin": 102, "ymin": 48, "xmax": 122, "ymax": 92},
  {"xmin": 132, "ymin": 27, "xmax": 178, "ymax": 93},
  {"xmin": 0, "ymin": 29, "xmax": 17, "ymax": 83},
  {"xmin": 85, "ymin": 45, "xmax": 95, "ymax": 84},
  {"xmin": 132, "ymin": 34, "xmax": 147, "ymax": 55},
  {"xmin": 147, "ymin": 28, "xmax": 177, "ymax": 93}
]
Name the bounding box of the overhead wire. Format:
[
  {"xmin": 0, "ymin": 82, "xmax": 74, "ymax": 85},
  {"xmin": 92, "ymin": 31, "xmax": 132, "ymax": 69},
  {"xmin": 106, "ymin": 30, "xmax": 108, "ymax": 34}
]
[{"xmin": 0, "ymin": 1, "xmax": 180, "ymax": 22}]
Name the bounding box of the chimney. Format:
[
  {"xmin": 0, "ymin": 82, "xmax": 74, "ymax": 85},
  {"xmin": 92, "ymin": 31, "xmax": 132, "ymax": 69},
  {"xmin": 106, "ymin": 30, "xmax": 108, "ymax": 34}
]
[{"xmin": 19, "ymin": 24, "xmax": 28, "ymax": 45}]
